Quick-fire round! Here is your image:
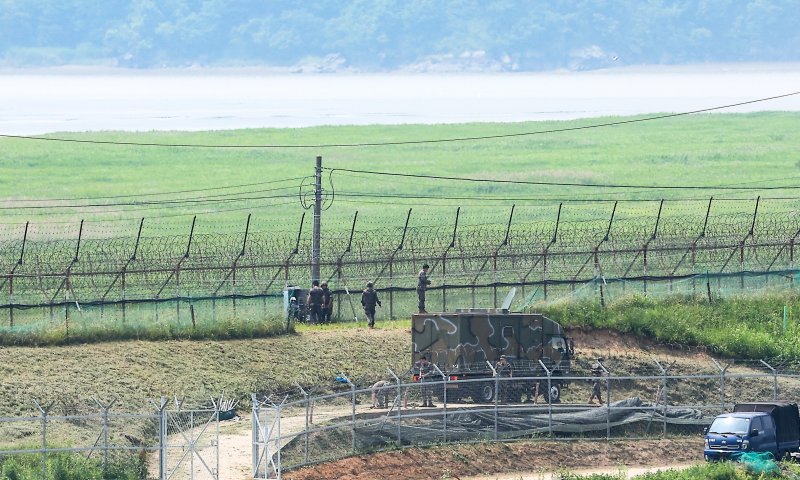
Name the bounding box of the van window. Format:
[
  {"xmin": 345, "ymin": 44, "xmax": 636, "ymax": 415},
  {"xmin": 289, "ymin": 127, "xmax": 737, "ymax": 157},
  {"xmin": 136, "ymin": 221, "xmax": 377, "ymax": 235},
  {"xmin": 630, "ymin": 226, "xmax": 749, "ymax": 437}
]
[
  {"xmin": 550, "ymin": 337, "xmax": 565, "ymax": 352},
  {"xmin": 751, "ymin": 416, "xmax": 763, "ymax": 433}
]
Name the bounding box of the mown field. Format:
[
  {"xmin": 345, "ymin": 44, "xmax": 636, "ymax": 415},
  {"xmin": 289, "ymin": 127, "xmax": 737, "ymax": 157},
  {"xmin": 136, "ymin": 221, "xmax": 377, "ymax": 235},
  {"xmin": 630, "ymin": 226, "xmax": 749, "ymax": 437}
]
[
  {"xmin": 1, "ymin": 291, "xmax": 799, "ymax": 419},
  {"xmin": 1, "ymin": 112, "xmax": 799, "ymax": 237}
]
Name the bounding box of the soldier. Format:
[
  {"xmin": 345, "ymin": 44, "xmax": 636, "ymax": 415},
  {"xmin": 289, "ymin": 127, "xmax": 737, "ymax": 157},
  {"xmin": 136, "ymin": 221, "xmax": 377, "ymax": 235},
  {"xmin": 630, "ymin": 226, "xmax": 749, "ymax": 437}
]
[
  {"xmin": 417, "ymin": 263, "xmax": 431, "ymax": 313},
  {"xmin": 588, "ymin": 357, "xmax": 605, "ymax": 404},
  {"xmin": 494, "ymin": 355, "xmax": 513, "ymax": 401},
  {"xmin": 370, "ymin": 379, "xmax": 393, "ymax": 408},
  {"xmin": 414, "ymin": 354, "xmax": 436, "ymax": 407},
  {"xmin": 320, "ymin": 281, "xmax": 333, "ymax": 323},
  {"xmin": 360, "ymin": 281, "xmax": 382, "ymax": 328},
  {"xmin": 306, "ymin": 280, "xmax": 324, "ymax": 324}
]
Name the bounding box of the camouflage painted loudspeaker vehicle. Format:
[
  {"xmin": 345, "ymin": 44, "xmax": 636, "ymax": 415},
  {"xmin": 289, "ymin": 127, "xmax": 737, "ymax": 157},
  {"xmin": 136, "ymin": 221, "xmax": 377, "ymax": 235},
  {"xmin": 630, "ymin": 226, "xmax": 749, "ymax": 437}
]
[{"xmin": 411, "ymin": 308, "xmax": 574, "ymax": 404}]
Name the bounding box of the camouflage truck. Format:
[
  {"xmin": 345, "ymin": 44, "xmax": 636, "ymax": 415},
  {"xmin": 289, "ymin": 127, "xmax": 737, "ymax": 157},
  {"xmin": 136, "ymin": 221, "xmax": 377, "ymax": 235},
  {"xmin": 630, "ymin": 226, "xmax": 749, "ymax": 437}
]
[{"xmin": 411, "ymin": 308, "xmax": 574, "ymax": 403}]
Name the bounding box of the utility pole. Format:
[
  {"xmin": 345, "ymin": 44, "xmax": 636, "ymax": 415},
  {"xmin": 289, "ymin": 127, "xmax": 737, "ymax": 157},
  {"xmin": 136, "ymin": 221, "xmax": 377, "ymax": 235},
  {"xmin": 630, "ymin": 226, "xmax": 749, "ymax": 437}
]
[{"xmin": 312, "ymin": 155, "xmax": 322, "ymax": 283}]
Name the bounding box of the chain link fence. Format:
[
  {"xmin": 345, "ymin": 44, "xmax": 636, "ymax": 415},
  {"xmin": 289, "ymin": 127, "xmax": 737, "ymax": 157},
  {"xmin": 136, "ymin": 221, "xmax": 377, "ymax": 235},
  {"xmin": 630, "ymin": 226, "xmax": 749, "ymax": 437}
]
[
  {"xmin": 251, "ymin": 358, "xmax": 800, "ymax": 479},
  {"xmin": 0, "ymin": 398, "xmax": 219, "ymax": 480}
]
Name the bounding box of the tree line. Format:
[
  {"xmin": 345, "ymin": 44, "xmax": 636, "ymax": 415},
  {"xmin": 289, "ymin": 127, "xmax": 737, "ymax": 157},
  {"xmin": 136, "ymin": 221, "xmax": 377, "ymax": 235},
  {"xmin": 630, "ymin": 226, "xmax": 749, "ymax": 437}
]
[{"xmin": 1, "ymin": 0, "xmax": 798, "ymax": 71}]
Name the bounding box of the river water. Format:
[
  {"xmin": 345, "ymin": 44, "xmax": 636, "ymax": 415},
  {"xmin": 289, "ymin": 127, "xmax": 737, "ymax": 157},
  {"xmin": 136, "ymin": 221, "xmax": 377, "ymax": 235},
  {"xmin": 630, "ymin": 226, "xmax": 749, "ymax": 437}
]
[{"xmin": 1, "ymin": 63, "xmax": 799, "ymax": 135}]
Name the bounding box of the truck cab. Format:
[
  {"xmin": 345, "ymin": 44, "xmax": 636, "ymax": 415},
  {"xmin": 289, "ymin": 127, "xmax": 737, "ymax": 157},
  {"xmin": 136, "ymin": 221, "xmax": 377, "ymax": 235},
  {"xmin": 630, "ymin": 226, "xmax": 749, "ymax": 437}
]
[{"xmin": 704, "ymin": 402, "xmax": 800, "ymax": 461}]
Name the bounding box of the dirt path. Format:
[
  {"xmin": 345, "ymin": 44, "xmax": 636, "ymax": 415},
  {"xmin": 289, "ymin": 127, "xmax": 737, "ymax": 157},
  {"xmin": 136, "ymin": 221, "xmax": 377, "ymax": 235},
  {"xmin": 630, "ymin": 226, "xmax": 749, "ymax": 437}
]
[
  {"xmin": 463, "ymin": 464, "xmax": 695, "ymax": 480},
  {"xmin": 284, "ymin": 439, "xmax": 703, "ymax": 480}
]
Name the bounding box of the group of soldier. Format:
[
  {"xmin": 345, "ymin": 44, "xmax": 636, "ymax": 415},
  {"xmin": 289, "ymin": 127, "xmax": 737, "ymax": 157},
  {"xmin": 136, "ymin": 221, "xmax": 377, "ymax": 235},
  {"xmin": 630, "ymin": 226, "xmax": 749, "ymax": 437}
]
[
  {"xmin": 368, "ymin": 355, "xmax": 608, "ymax": 409},
  {"xmin": 304, "ymin": 263, "xmax": 433, "ymax": 328}
]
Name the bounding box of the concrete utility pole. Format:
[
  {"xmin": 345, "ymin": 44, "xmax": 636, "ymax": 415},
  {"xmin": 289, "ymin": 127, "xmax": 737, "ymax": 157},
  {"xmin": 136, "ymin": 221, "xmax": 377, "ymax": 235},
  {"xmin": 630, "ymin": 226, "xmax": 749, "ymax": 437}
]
[{"xmin": 312, "ymin": 155, "xmax": 322, "ymax": 283}]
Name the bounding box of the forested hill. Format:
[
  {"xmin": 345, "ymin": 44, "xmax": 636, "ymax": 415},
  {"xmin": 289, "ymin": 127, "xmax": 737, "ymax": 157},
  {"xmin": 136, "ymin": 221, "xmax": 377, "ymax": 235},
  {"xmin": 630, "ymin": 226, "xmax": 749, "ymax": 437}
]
[{"xmin": 2, "ymin": 0, "xmax": 798, "ymax": 72}]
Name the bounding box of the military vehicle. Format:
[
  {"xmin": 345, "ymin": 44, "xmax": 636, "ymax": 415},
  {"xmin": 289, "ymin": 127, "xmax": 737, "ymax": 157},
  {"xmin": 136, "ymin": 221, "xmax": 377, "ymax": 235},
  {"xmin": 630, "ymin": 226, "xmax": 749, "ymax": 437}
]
[{"xmin": 411, "ymin": 305, "xmax": 573, "ymax": 403}]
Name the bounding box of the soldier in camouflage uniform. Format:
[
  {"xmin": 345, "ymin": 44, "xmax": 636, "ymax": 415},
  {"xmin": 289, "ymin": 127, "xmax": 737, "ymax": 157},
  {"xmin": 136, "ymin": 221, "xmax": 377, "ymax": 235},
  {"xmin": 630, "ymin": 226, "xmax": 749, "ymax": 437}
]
[
  {"xmin": 588, "ymin": 357, "xmax": 605, "ymax": 404},
  {"xmin": 494, "ymin": 355, "xmax": 513, "ymax": 401},
  {"xmin": 306, "ymin": 280, "xmax": 324, "ymax": 324},
  {"xmin": 371, "ymin": 380, "xmax": 393, "ymax": 408},
  {"xmin": 417, "ymin": 264, "xmax": 431, "ymax": 313},
  {"xmin": 320, "ymin": 281, "xmax": 333, "ymax": 324},
  {"xmin": 360, "ymin": 281, "xmax": 382, "ymax": 328},
  {"xmin": 414, "ymin": 354, "xmax": 436, "ymax": 407}
]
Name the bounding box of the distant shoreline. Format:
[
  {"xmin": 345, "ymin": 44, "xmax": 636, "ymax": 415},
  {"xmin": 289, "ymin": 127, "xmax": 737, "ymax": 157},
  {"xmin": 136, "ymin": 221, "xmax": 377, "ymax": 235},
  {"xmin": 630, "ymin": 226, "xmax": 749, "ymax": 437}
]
[
  {"xmin": 2, "ymin": 61, "xmax": 800, "ymax": 76},
  {"xmin": 2, "ymin": 64, "xmax": 799, "ymax": 135}
]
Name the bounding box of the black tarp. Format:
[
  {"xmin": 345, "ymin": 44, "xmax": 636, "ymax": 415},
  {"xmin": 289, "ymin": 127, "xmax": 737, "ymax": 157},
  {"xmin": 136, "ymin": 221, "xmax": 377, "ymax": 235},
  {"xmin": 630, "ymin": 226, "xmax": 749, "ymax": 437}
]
[{"xmin": 734, "ymin": 402, "xmax": 800, "ymax": 444}]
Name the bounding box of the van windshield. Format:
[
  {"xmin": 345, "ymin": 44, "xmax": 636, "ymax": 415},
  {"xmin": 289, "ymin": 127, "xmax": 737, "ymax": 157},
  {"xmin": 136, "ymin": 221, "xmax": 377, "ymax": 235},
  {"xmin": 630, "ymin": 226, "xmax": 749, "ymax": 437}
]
[{"xmin": 708, "ymin": 416, "xmax": 750, "ymax": 435}]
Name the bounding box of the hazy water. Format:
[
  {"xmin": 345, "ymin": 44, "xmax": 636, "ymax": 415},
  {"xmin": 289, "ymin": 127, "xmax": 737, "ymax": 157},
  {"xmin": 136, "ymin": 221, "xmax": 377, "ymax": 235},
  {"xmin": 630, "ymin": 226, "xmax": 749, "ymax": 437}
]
[{"xmin": 2, "ymin": 64, "xmax": 799, "ymax": 135}]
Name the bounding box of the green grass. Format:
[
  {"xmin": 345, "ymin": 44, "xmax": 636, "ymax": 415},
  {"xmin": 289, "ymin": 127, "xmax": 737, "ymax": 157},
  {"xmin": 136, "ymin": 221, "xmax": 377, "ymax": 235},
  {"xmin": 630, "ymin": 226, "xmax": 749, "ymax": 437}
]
[
  {"xmin": 559, "ymin": 459, "xmax": 800, "ymax": 479},
  {"xmin": 2, "ymin": 113, "xmax": 799, "ymax": 235},
  {"xmin": 539, "ymin": 291, "xmax": 800, "ymax": 361},
  {"xmin": 0, "ymin": 310, "xmax": 292, "ymax": 346},
  {"xmin": 0, "ymin": 453, "xmax": 146, "ymax": 480}
]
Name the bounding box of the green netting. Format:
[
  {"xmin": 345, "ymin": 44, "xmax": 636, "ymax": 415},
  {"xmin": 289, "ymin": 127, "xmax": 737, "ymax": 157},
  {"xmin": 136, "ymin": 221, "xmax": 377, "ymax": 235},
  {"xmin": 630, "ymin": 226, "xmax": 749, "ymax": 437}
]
[{"xmin": 735, "ymin": 451, "xmax": 780, "ymax": 476}]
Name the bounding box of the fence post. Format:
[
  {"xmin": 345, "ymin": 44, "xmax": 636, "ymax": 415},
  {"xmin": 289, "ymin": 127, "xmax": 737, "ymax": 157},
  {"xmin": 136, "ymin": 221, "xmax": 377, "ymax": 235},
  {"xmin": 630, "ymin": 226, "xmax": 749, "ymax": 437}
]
[
  {"xmin": 652, "ymin": 360, "xmax": 668, "ymax": 438},
  {"xmin": 388, "ymin": 259, "xmax": 394, "ymax": 320},
  {"xmin": 92, "ymin": 397, "xmax": 118, "ymax": 475},
  {"xmin": 433, "ymin": 364, "xmax": 448, "ymax": 442},
  {"xmin": 486, "ymin": 360, "xmax": 499, "ymax": 441},
  {"xmin": 538, "ymin": 360, "xmax": 553, "ymax": 436},
  {"xmin": 596, "ymin": 359, "xmax": 610, "ymax": 440},
  {"xmin": 156, "ymin": 396, "xmax": 168, "ymax": 480},
  {"xmin": 251, "ymin": 394, "xmax": 258, "ymax": 478},
  {"xmin": 388, "ymin": 368, "xmax": 402, "ymax": 447},
  {"xmin": 759, "ymin": 360, "xmax": 778, "ymax": 400},
  {"xmin": 711, "ymin": 358, "xmax": 729, "ymax": 410},
  {"xmin": 33, "ymin": 399, "xmax": 53, "ymax": 480},
  {"xmin": 337, "ymin": 373, "xmax": 357, "ymax": 454}
]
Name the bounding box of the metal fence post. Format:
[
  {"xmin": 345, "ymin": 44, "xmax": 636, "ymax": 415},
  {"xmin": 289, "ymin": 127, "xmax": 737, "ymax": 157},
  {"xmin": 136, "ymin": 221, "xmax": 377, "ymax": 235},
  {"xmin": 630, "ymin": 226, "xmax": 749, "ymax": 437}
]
[
  {"xmin": 711, "ymin": 358, "xmax": 730, "ymax": 410},
  {"xmin": 486, "ymin": 360, "xmax": 499, "ymax": 440},
  {"xmin": 157, "ymin": 396, "xmax": 168, "ymax": 480},
  {"xmin": 538, "ymin": 360, "xmax": 553, "ymax": 436},
  {"xmin": 759, "ymin": 360, "xmax": 778, "ymax": 399},
  {"xmin": 294, "ymin": 383, "xmax": 310, "ymax": 464},
  {"xmin": 338, "ymin": 373, "xmax": 357, "ymax": 453},
  {"xmin": 93, "ymin": 397, "xmax": 117, "ymax": 475},
  {"xmin": 433, "ymin": 364, "xmax": 448, "ymax": 442},
  {"xmin": 388, "ymin": 368, "xmax": 403, "ymax": 447},
  {"xmin": 595, "ymin": 359, "xmax": 611, "ymax": 440},
  {"xmin": 251, "ymin": 394, "xmax": 259, "ymax": 479},
  {"xmin": 653, "ymin": 360, "xmax": 667, "ymax": 437},
  {"xmin": 33, "ymin": 399, "xmax": 53, "ymax": 480}
]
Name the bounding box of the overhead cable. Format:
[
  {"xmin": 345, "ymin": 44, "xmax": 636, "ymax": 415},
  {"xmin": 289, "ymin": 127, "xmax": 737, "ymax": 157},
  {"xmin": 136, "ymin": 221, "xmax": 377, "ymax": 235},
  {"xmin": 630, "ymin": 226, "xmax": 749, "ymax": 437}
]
[{"xmin": 1, "ymin": 92, "xmax": 797, "ymax": 148}]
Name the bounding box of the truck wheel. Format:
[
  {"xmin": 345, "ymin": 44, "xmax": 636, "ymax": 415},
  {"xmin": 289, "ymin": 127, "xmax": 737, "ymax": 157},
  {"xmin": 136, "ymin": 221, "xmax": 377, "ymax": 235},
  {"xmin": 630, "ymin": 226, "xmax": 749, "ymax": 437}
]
[
  {"xmin": 473, "ymin": 382, "xmax": 495, "ymax": 403},
  {"xmin": 547, "ymin": 383, "xmax": 561, "ymax": 403}
]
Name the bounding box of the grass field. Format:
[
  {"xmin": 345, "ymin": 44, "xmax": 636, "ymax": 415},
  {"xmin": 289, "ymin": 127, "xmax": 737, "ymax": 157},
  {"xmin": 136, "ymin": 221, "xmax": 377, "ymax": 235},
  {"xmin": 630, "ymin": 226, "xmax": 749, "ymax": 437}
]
[
  {"xmin": 2, "ymin": 112, "xmax": 799, "ymax": 238},
  {"xmin": 1, "ymin": 291, "xmax": 799, "ymax": 419}
]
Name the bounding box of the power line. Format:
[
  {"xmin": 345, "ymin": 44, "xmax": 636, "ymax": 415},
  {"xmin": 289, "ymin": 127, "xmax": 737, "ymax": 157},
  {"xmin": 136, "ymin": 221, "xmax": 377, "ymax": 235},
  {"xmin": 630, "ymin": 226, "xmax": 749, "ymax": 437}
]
[
  {"xmin": 0, "ymin": 192, "xmax": 298, "ymax": 211},
  {"xmin": 1, "ymin": 92, "xmax": 797, "ymax": 148},
  {"xmin": 330, "ymin": 168, "xmax": 800, "ymax": 191},
  {"xmin": 7, "ymin": 176, "xmax": 309, "ymax": 203}
]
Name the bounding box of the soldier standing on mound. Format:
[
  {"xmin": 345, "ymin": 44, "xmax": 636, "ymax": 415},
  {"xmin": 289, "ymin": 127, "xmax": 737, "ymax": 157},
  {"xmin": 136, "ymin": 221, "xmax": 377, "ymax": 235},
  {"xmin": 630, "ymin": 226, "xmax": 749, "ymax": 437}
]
[{"xmin": 417, "ymin": 263, "xmax": 431, "ymax": 313}]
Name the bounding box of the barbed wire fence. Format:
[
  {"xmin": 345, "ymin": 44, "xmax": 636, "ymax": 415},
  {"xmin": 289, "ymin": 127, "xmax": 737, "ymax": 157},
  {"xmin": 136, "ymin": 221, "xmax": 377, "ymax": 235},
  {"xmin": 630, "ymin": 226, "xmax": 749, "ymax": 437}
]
[
  {"xmin": 0, "ymin": 398, "xmax": 219, "ymax": 480},
  {"xmin": 3, "ymin": 197, "xmax": 800, "ymax": 332},
  {"xmin": 252, "ymin": 358, "xmax": 800, "ymax": 478}
]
